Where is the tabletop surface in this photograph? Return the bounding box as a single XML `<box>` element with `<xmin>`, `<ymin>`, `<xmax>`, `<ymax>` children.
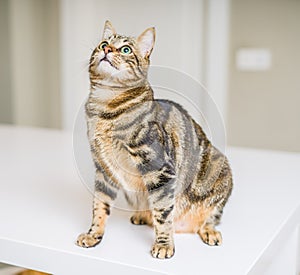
<box><xmin>0</xmin><ymin>125</ymin><xmax>299</xmax><ymax>275</ymax></box>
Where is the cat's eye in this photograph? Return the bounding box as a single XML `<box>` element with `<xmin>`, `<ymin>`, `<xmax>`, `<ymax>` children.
<box><xmin>120</xmin><ymin>46</ymin><xmax>132</xmax><ymax>55</ymax></box>
<box><xmin>99</xmin><ymin>41</ymin><xmax>109</xmax><ymax>50</ymax></box>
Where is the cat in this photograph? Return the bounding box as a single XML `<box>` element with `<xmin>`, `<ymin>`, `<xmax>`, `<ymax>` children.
<box><xmin>76</xmin><ymin>20</ymin><xmax>233</xmax><ymax>259</ymax></box>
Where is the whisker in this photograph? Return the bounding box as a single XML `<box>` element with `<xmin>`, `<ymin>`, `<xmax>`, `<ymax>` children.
<box><xmin>75</xmin><ymin>60</ymin><xmax>92</xmax><ymax>76</ymax></box>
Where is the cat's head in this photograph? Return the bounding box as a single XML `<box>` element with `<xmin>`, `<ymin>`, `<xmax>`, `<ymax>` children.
<box><xmin>89</xmin><ymin>20</ymin><xmax>155</xmax><ymax>89</ymax></box>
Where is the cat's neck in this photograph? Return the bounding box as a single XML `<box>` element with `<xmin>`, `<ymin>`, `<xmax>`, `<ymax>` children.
<box><xmin>90</xmin><ymin>88</ymin><xmax>118</xmax><ymax>103</ymax></box>
<box><xmin>89</xmin><ymin>82</ymin><xmax>153</xmax><ymax>103</ymax></box>
<box><xmin>86</xmin><ymin>82</ymin><xmax>154</xmax><ymax>118</ymax></box>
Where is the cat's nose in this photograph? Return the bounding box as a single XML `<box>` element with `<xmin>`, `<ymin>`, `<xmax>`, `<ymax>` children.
<box><xmin>104</xmin><ymin>46</ymin><xmax>112</xmax><ymax>54</ymax></box>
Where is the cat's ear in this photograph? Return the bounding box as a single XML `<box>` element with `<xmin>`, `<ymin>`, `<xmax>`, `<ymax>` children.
<box><xmin>102</xmin><ymin>20</ymin><xmax>116</xmax><ymax>40</ymax></box>
<box><xmin>137</xmin><ymin>27</ymin><xmax>156</xmax><ymax>59</ymax></box>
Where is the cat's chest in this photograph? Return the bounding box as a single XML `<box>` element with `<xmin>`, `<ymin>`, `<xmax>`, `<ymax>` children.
<box><xmin>88</xmin><ymin>117</ymin><xmax>145</xmax><ymax>192</ymax></box>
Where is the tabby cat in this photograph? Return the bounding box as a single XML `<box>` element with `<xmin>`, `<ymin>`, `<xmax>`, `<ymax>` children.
<box><xmin>76</xmin><ymin>20</ymin><xmax>233</xmax><ymax>259</ymax></box>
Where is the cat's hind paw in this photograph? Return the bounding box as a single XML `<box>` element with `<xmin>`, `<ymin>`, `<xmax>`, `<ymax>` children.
<box><xmin>76</xmin><ymin>232</ymin><xmax>103</xmax><ymax>248</ymax></box>
<box><xmin>151</xmin><ymin>243</ymin><xmax>175</xmax><ymax>259</ymax></box>
<box><xmin>130</xmin><ymin>211</ymin><xmax>153</xmax><ymax>226</ymax></box>
<box><xmin>198</xmin><ymin>228</ymin><xmax>222</xmax><ymax>246</ymax></box>
<box><xmin>130</xmin><ymin>215</ymin><xmax>148</xmax><ymax>225</ymax></box>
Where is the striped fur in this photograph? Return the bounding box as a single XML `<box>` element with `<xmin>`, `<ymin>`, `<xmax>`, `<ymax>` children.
<box><xmin>77</xmin><ymin>21</ymin><xmax>233</xmax><ymax>259</ymax></box>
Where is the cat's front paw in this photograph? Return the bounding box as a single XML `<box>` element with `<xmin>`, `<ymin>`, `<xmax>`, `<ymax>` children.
<box><xmin>151</xmin><ymin>243</ymin><xmax>175</xmax><ymax>259</ymax></box>
<box><xmin>76</xmin><ymin>232</ymin><xmax>103</xmax><ymax>248</ymax></box>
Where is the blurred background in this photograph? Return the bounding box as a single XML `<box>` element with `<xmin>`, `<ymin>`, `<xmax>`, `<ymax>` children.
<box><xmin>0</xmin><ymin>0</ymin><xmax>299</xmax><ymax>273</ymax></box>
<box><xmin>0</xmin><ymin>0</ymin><xmax>299</xmax><ymax>152</ymax></box>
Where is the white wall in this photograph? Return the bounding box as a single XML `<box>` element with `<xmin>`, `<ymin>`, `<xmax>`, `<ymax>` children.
<box><xmin>204</xmin><ymin>0</ymin><xmax>230</xmax><ymax>130</ymax></box>
<box><xmin>227</xmin><ymin>0</ymin><xmax>300</xmax><ymax>152</ymax></box>
<box><xmin>8</xmin><ymin>0</ymin><xmax>61</xmax><ymax>128</ymax></box>
<box><xmin>0</xmin><ymin>0</ymin><xmax>13</xmax><ymax>124</ymax></box>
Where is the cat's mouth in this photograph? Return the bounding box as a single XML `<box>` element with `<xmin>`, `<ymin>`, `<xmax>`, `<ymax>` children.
<box><xmin>100</xmin><ymin>57</ymin><xmax>118</xmax><ymax>70</ymax></box>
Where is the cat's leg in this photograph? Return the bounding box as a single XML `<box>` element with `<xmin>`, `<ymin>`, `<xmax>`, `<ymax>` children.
<box><xmin>197</xmin><ymin>206</ymin><xmax>223</xmax><ymax>246</ymax></box>
<box><xmin>198</xmin><ymin>167</ymin><xmax>233</xmax><ymax>246</ymax></box>
<box><xmin>150</xmin><ymin>204</ymin><xmax>175</xmax><ymax>259</ymax></box>
<box><xmin>76</xmin><ymin>192</ymin><xmax>111</xmax><ymax>248</ymax></box>
<box><xmin>144</xmin><ymin>164</ymin><xmax>176</xmax><ymax>259</ymax></box>
<box><xmin>76</xmin><ymin>170</ymin><xmax>119</xmax><ymax>248</ymax></box>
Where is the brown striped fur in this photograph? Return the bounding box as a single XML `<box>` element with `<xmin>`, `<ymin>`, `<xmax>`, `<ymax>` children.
<box><xmin>76</xmin><ymin>21</ymin><xmax>233</xmax><ymax>259</ymax></box>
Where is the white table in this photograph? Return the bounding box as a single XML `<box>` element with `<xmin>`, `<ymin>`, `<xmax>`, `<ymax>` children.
<box><xmin>0</xmin><ymin>125</ymin><xmax>299</xmax><ymax>275</ymax></box>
